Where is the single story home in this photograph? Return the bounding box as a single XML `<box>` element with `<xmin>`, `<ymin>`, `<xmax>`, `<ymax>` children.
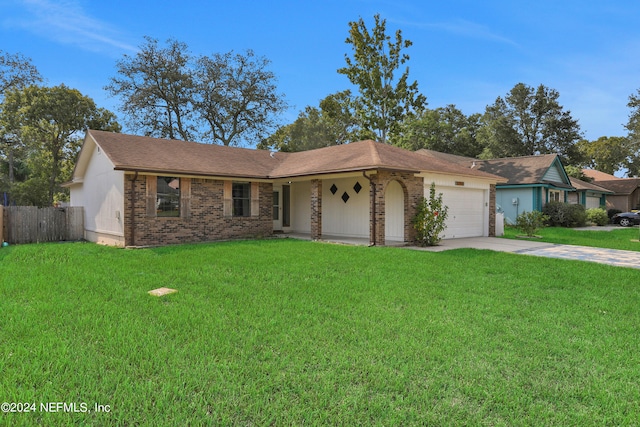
<box><xmin>567</xmin><ymin>177</ymin><xmax>612</xmax><ymax>208</ymax></box>
<box><xmin>66</xmin><ymin>130</ymin><xmax>505</xmax><ymax>247</ymax></box>
<box><xmin>582</xmin><ymin>169</ymin><xmax>639</xmax><ymax>212</ymax></box>
<box><xmin>593</xmin><ymin>178</ymin><xmax>640</xmax><ymax>212</ymax></box>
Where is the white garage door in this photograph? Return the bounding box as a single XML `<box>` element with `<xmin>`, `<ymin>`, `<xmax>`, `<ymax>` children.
<box><xmin>440</xmin><ymin>187</ymin><xmax>485</xmax><ymax>239</ymax></box>
<box><xmin>586</xmin><ymin>196</ymin><xmax>601</xmax><ymax>209</ymax></box>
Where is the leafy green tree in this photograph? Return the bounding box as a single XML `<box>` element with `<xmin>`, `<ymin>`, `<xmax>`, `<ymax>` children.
<box><xmin>0</xmin><ymin>50</ymin><xmax>42</xmax><ymax>98</ymax></box>
<box><xmin>625</xmin><ymin>89</ymin><xmax>640</xmax><ymax>176</ymax></box>
<box><xmin>259</xmin><ymin>91</ymin><xmax>369</xmax><ymax>152</ymax></box>
<box><xmin>396</xmin><ymin>105</ymin><xmax>483</xmax><ymax>157</ymax></box>
<box><xmin>107</xmin><ymin>37</ymin><xmax>288</xmax><ymax>146</ymax></box>
<box><xmin>576</xmin><ymin>136</ymin><xmax>630</xmax><ymax>175</ymax></box>
<box><xmin>563</xmin><ymin>164</ymin><xmax>591</xmax><ymax>182</ymax></box>
<box><xmin>105</xmin><ymin>37</ymin><xmax>195</xmax><ymax>141</ymax></box>
<box><xmin>0</xmin><ymin>51</ymin><xmax>42</xmax><ymax>189</ymax></box>
<box><xmin>194</xmin><ymin>50</ymin><xmax>287</xmax><ymax>146</ymax></box>
<box><xmin>2</xmin><ymin>84</ymin><xmax>120</xmax><ymax>206</ymax></box>
<box><xmin>478</xmin><ymin>83</ymin><xmax>583</xmax><ymax>164</ymax></box>
<box><xmin>413</xmin><ymin>183</ymin><xmax>448</xmax><ymax>246</ymax></box>
<box><xmin>338</xmin><ymin>14</ymin><xmax>426</xmax><ymax>143</ymax></box>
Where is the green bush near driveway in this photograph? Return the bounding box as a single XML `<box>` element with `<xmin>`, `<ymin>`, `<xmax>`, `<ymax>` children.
<box><xmin>586</xmin><ymin>208</ymin><xmax>609</xmax><ymax>226</ymax></box>
<box><xmin>543</xmin><ymin>201</ymin><xmax>587</xmax><ymax>228</ymax></box>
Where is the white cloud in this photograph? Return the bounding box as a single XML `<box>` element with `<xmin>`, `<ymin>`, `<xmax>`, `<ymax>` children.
<box><xmin>395</xmin><ymin>18</ymin><xmax>519</xmax><ymax>47</ymax></box>
<box><xmin>9</xmin><ymin>0</ymin><xmax>137</xmax><ymax>53</ymax></box>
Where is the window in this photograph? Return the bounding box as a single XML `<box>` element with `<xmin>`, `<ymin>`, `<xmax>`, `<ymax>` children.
<box><xmin>157</xmin><ymin>177</ymin><xmax>180</xmax><ymax>217</ymax></box>
<box><xmin>232</xmin><ymin>182</ymin><xmax>251</xmax><ymax>217</ymax></box>
<box><xmin>549</xmin><ymin>190</ymin><xmax>561</xmax><ymax>202</ymax></box>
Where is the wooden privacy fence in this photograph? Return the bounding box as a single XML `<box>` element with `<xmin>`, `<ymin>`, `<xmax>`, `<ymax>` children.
<box><xmin>1</xmin><ymin>206</ymin><xmax>84</xmax><ymax>244</ymax></box>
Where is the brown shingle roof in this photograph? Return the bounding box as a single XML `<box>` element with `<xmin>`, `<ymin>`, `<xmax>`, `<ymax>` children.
<box><xmin>271</xmin><ymin>140</ymin><xmax>503</xmax><ymax>179</ymax></box>
<box><xmin>416</xmin><ymin>149</ymin><xmax>477</xmax><ymax>166</ymax></box>
<box><xmin>594</xmin><ymin>179</ymin><xmax>640</xmax><ymax>195</ymax></box>
<box><xmin>87</xmin><ymin>130</ymin><xmax>288</xmax><ymax>179</ymax></box>
<box><xmin>582</xmin><ymin>169</ymin><xmax>619</xmax><ymax>181</ymax></box>
<box><xmin>569</xmin><ymin>177</ymin><xmax>613</xmax><ymax>193</ymax></box>
<box><xmin>473</xmin><ymin>154</ymin><xmax>569</xmax><ymax>186</ymax></box>
<box><xmin>82</xmin><ymin>130</ymin><xmax>504</xmax><ymax>181</ymax></box>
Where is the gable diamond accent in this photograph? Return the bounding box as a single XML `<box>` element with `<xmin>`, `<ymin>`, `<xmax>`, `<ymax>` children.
<box><xmin>330</xmin><ymin>184</ymin><xmax>338</xmax><ymax>195</ymax></box>
<box><xmin>353</xmin><ymin>181</ymin><xmax>362</xmax><ymax>194</ymax></box>
<box><xmin>341</xmin><ymin>192</ymin><xmax>350</xmax><ymax>203</ymax></box>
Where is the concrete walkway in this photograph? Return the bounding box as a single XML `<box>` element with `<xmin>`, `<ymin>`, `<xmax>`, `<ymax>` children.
<box><xmin>410</xmin><ymin>237</ymin><xmax>640</xmax><ymax>270</ymax></box>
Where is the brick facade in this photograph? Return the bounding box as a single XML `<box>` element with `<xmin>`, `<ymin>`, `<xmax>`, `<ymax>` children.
<box><xmin>370</xmin><ymin>171</ymin><xmax>423</xmax><ymax>246</ymax></box>
<box><xmin>124</xmin><ymin>175</ymin><xmax>273</xmax><ymax>247</ymax></box>
<box><xmin>489</xmin><ymin>184</ymin><xmax>496</xmax><ymax>237</ymax></box>
<box><xmin>310</xmin><ymin>179</ymin><xmax>322</xmax><ymax>239</ymax></box>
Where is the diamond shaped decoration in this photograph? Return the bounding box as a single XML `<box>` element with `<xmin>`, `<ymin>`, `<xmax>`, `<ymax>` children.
<box><xmin>353</xmin><ymin>181</ymin><xmax>362</xmax><ymax>194</ymax></box>
<box><xmin>330</xmin><ymin>184</ymin><xmax>338</xmax><ymax>195</ymax></box>
<box><xmin>341</xmin><ymin>192</ymin><xmax>350</xmax><ymax>203</ymax></box>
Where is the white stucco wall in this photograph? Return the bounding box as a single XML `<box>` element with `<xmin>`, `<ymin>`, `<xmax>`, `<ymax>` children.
<box><xmin>290</xmin><ymin>181</ymin><xmax>311</xmax><ymax>234</ymax></box>
<box><xmin>321</xmin><ymin>177</ymin><xmax>369</xmax><ymax>238</ymax></box>
<box><xmin>70</xmin><ymin>144</ymin><xmax>125</xmax><ymax>245</ymax></box>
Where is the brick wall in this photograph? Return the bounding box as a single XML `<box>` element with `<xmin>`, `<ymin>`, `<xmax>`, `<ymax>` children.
<box><xmin>124</xmin><ymin>175</ymin><xmax>273</xmax><ymax>247</ymax></box>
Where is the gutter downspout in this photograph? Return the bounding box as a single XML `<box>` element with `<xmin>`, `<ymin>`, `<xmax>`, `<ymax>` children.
<box><xmin>130</xmin><ymin>171</ymin><xmax>138</xmax><ymax>247</ymax></box>
<box><xmin>362</xmin><ymin>171</ymin><xmax>376</xmax><ymax>246</ymax></box>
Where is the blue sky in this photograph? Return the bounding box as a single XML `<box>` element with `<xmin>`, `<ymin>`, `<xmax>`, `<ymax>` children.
<box><xmin>2</xmin><ymin>0</ymin><xmax>640</xmax><ymax>144</ymax></box>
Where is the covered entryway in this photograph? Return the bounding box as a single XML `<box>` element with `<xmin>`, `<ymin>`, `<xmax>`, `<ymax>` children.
<box><xmin>385</xmin><ymin>180</ymin><xmax>405</xmax><ymax>242</ymax></box>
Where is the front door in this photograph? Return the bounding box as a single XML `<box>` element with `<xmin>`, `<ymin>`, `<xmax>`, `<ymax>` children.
<box><xmin>273</xmin><ymin>186</ymin><xmax>282</xmax><ymax>231</ymax></box>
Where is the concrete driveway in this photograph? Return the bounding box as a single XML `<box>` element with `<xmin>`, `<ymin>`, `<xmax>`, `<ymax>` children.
<box><xmin>409</xmin><ymin>237</ymin><xmax>640</xmax><ymax>270</ymax></box>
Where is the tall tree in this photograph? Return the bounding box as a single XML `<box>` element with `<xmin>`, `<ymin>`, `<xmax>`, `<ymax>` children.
<box><xmin>2</xmin><ymin>84</ymin><xmax>120</xmax><ymax>206</ymax></box>
<box><xmin>396</xmin><ymin>105</ymin><xmax>484</xmax><ymax>157</ymax></box>
<box><xmin>106</xmin><ymin>37</ymin><xmax>287</xmax><ymax>146</ymax></box>
<box><xmin>338</xmin><ymin>14</ymin><xmax>426</xmax><ymax>143</ymax></box>
<box><xmin>105</xmin><ymin>36</ymin><xmax>196</xmax><ymax>141</ymax></box>
<box><xmin>625</xmin><ymin>89</ymin><xmax>640</xmax><ymax>176</ymax></box>
<box><xmin>576</xmin><ymin>136</ymin><xmax>630</xmax><ymax>175</ymax></box>
<box><xmin>478</xmin><ymin>83</ymin><xmax>583</xmax><ymax>163</ymax></box>
<box><xmin>259</xmin><ymin>91</ymin><xmax>367</xmax><ymax>152</ymax></box>
<box><xmin>0</xmin><ymin>51</ymin><xmax>42</xmax><ymax>98</ymax></box>
<box><xmin>0</xmin><ymin>51</ymin><xmax>42</xmax><ymax>188</ymax></box>
<box><xmin>194</xmin><ymin>50</ymin><xmax>287</xmax><ymax>146</ymax></box>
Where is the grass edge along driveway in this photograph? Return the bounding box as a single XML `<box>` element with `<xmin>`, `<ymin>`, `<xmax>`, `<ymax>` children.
<box><xmin>1</xmin><ymin>239</ymin><xmax>639</xmax><ymax>426</ymax></box>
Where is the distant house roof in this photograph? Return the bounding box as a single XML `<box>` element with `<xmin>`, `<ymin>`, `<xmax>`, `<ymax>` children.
<box><xmin>569</xmin><ymin>177</ymin><xmax>613</xmax><ymax>194</ymax></box>
<box><xmin>463</xmin><ymin>154</ymin><xmax>572</xmax><ymax>189</ymax></box>
<box><xmin>417</xmin><ymin>150</ymin><xmax>574</xmax><ymax>188</ymax></box>
<box><xmin>594</xmin><ymin>178</ymin><xmax>640</xmax><ymax>195</ymax></box>
<box><xmin>582</xmin><ymin>169</ymin><xmax>619</xmax><ymax>181</ymax></box>
<box><xmin>72</xmin><ymin>130</ymin><xmax>505</xmax><ymax>182</ymax></box>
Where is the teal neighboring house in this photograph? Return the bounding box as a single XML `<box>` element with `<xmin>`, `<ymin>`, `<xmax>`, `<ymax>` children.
<box><xmin>418</xmin><ymin>151</ymin><xmax>610</xmax><ymax>224</ymax></box>
<box><xmin>473</xmin><ymin>154</ymin><xmax>573</xmax><ymax>224</ymax></box>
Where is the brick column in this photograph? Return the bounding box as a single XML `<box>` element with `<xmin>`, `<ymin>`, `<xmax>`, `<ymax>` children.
<box><xmin>310</xmin><ymin>179</ymin><xmax>322</xmax><ymax>239</ymax></box>
<box><xmin>489</xmin><ymin>184</ymin><xmax>496</xmax><ymax>237</ymax></box>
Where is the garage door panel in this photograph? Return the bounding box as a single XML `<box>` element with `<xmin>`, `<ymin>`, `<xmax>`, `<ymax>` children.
<box><xmin>440</xmin><ymin>188</ymin><xmax>485</xmax><ymax>238</ymax></box>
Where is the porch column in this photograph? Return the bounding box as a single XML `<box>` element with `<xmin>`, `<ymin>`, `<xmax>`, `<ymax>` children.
<box><xmin>310</xmin><ymin>179</ymin><xmax>322</xmax><ymax>239</ymax></box>
<box><xmin>372</xmin><ymin>174</ymin><xmax>385</xmax><ymax>246</ymax></box>
<box><xmin>489</xmin><ymin>184</ymin><xmax>496</xmax><ymax>237</ymax></box>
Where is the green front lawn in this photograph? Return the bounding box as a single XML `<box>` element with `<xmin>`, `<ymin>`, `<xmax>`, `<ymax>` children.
<box><xmin>502</xmin><ymin>226</ymin><xmax>640</xmax><ymax>251</ymax></box>
<box><xmin>1</xmin><ymin>239</ymin><xmax>639</xmax><ymax>425</ymax></box>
